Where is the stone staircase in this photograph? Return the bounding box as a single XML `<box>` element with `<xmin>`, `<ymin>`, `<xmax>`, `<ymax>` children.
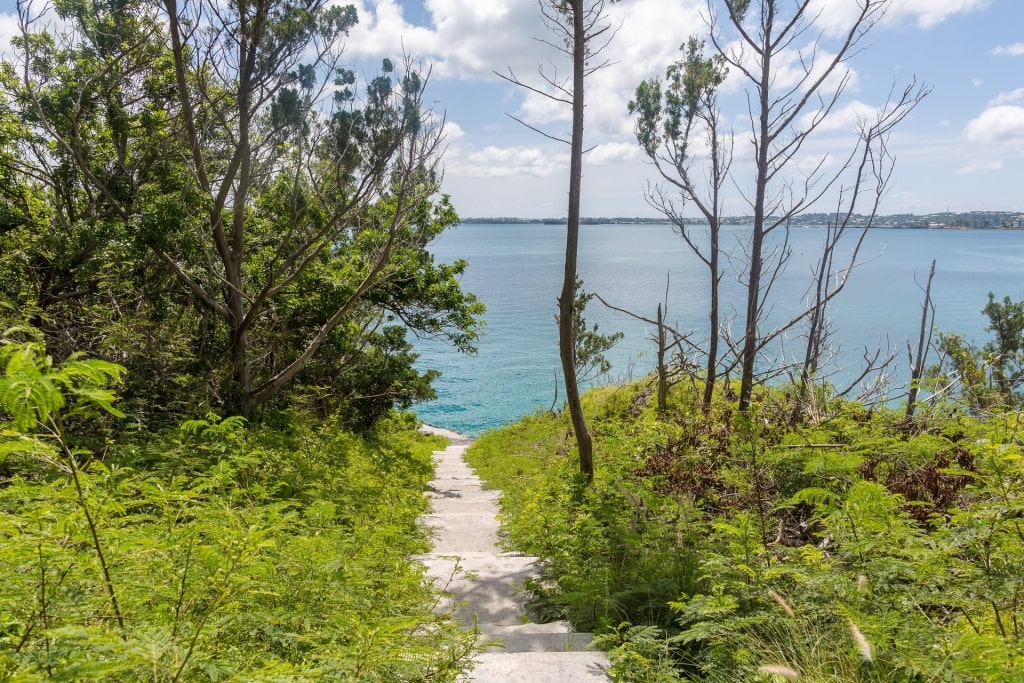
<box><xmin>417</xmin><ymin>427</ymin><xmax>609</xmax><ymax>682</ymax></box>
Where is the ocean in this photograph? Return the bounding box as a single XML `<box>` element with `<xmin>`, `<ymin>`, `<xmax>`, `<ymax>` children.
<box><xmin>412</xmin><ymin>223</ymin><xmax>1024</xmax><ymax>435</ymax></box>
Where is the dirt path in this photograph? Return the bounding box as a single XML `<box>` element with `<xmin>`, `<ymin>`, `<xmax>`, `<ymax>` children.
<box><xmin>417</xmin><ymin>426</ymin><xmax>609</xmax><ymax>682</ymax></box>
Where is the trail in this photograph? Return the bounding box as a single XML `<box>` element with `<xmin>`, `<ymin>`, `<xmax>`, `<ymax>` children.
<box><xmin>417</xmin><ymin>426</ymin><xmax>609</xmax><ymax>682</ymax></box>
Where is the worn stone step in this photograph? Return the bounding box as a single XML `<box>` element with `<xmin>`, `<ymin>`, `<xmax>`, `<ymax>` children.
<box><xmin>464</xmin><ymin>652</ymin><xmax>608</xmax><ymax>682</ymax></box>
<box><xmin>428</xmin><ymin>498</ymin><xmax>501</xmax><ymax>515</ymax></box>
<box><xmin>418</xmin><ymin>425</ymin><xmax>609</xmax><ymax>682</ymax></box>
<box><xmin>477</xmin><ymin>623</ymin><xmax>595</xmax><ymax>653</ymax></box>
<box><xmin>421</xmin><ymin>514</ymin><xmax>502</xmax><ymax>553</ymax></box>
<box><xmin>418</xmin><ymin>553</ymin><xmax>540</xmax><ymax>624</ymax></box>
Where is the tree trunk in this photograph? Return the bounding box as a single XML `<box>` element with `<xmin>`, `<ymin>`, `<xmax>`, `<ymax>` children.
<box><xmin>905</xmin><ymin>260</ymin><xmax>936</xmax><ymax>418</ymax></box>
<box><xmin>738</xmin><ymin>4</ymin><xmax>774</xmax><ymax>414</ymax></box>
<box><xmin>559</xmin><ymin>0</ymin><xmax>594</xmax><ymax>482</ymax></box>
<box><xmin>657</xmin><ymin>303</ymin><xmax>669</xmax><ymax>414</ymax></box>
<box><xmin>703</xmin><ymin>220</ymin><xmax>720</xmax><ymax>413</ymax></box>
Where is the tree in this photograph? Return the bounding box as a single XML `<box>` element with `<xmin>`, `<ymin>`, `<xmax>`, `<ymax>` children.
<box><xmin>9</xmin><ymin>0</ymin><xmax>482</xmax><ymax>419</ymax></box>
<box><xmin>981</xmin><ymin>292</ymin><xmax>1024</xmax><ymax>400</ymax></box>
<box><xmin>2</xmin><ymin>0</ymin><xmax>200</xmax><ymax>420</ymax></box>
<box><xmin>904</xmin><ymin>260</ymin><xmax>936</xmax><ymax>419</ymax></box>
<box><xmin>498</xmin><ymin>0</ymin><xmax>618</xmax><ymax>482</ymax></box>
<box><xmin>706</xmin><ymin>0</ymin><xmax>928</xmax><ymax>412</ymax></box>
<box><xmin>568</xmin><ymin>279</ymin><xmax>623</xmax><ymax>385</ymax></box>
<box><xmin>630</xmin><ymin>37</ymin><xmax>730</xmax><ymax>414</ymax></box>
<box><xmin>929</xmin><ymin>294</ymin><xmax>1024</xmax><ymax>412</ymax></box>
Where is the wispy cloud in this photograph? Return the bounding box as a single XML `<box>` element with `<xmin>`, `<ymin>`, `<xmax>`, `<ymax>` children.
<box><xmin>989</xmin><ymin>89</ymin><xmax>1024</xmax><ymax>107</ymax></box>
<box><xmin>808</xmin><ymin>0</ymin><xmax>990</xmax><ymax>34</ymax></box>
<box><xmin>992</xmin><ymin>42</ymin><xmax>1024</xmax><ymax>56</ymax></box>
<box><xmin>799</xmin><ymin>100</ymin><xmax>880</xmax><ymax>133</ymax></box>
<box><xmin>957</xmin><ymin>159</ymin><xmax>1003</xmax><ymax>175</ymax></box>
<box><xmin>449</xmin><ymin>145</ymin><xmax>568</xmax><ymax>178</ymax></box>
<box><xmin>0</xmin><ymin>12</ymin><xmax>19</xmax><ymax>60</ymax></box>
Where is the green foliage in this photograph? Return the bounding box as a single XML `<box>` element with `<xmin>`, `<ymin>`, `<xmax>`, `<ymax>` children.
<box><xmin>0</xmin><ymin>336</ymin><xmax>476</xmax><ymax>681</ymax></box>
<box><xmin>468</xmin><ymin>378</ymin><xmax>1024</xmax><ymax>682</ymax></box>
<box><xmin>0</xmin><ymin>327</ymin><xmax>126</xmax><ymax>432</ymax></box>
<box><xmin>981</xmin><ymin>293</ymin><xmax>1024</xmax><ymax>400</ymax></box>
<box><xmin>629</xmin><ymin>38</ymin><xmax>727</xmax><ymax>164</ymax></box>
<box><xmin>929</xmin><ymin>294</ymin><xmax>1024</xmax><ymax>412</ymax></box>
<box><xmin>2</xmin><ymin>0</ymin><xmax>481</xmax><ymax>423</ymax></box>
<box><xmin>565</xmin><ymin>278</ymin><xmax>624</xmax><ymax>385</ymax></box>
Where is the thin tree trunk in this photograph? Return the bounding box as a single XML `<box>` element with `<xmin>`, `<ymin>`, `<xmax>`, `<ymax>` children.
<box><xmin>738</xmin><ymin>3</ymin><xmax>774</xmax><ymax>414</ymax></box>
<box><xmin>905</xmin><ymin>260</ymin><xmax>936</xmax><ymax>418</ymax></box>
<box><xmin>704</xmin><ymin>220</ymin><xmax>720</xmax><ymax>412</ymax></box>
<box><xmin>559</xmin><ymin>0</ymin><xmax>593</xmax><ymax>481</ymax></box>
<box><xmin>800</xmin><ymin>220</ymin><xmax>835</xmax><ymax>394</ymax></box>
<box><xmin>657</xmin><ymin>303</ymin><xmax>669</xmax><ymax>413</ymax></box>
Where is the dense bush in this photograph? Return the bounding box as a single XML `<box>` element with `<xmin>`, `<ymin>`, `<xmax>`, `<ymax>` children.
<box><xmin>466</xmin><ymin>381</ymin><xmax>1024</xmax><ymax>682</ymax></box>
<box><xmin>0</xmin><ymin>333</ymin><xmax>476</xmax><ymax>681</ymax></box>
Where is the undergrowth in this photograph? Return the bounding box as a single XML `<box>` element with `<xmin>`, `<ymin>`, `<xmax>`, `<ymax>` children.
<box><xmin>465</xmin><ymin>380</ymin><xmax>1024</xmax><ymax>682</ymax></box>
<box><xmin>0</xmin><ymin>333</ymin><xmax>476</xmax><ymax>681</ymax></box>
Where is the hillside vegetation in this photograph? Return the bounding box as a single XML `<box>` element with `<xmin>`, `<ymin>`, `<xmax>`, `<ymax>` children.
<box><xmin>0</xmin><ymin>332</ymin><xmax>476</xmax><ymax>681</ymax></box>
<box><xmin>466</xmin><ymin>382</ymin><xmax>1024</xmax><ymax>682</ymax></box>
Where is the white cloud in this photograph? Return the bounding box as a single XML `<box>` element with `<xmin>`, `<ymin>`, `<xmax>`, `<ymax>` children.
<box><xmin>0</xmin><ymin>13</ymin><xmax>19</xmax><ymax>60</ymax></box>
<box><xmin>992</xmin><ymin>42</ymin><xmax>1024</xmax><ymax>56</ymax></box>
<box><xmin>888</xmin><ymin>0</ymin><xmax>991</xmax><ymax>29</ymax></box>
<box><xmin>957</xmin><ymin>159</ymin><xmax>1003</xmax><ymax>175</ymax></box>
<box><xmin>799</xmin><ymin>100</ymin><xmax>879</xmax><ymax>133</ymax></box>
<box><xmin>517</xmin><ymin>87</ymin><xmax>573</xmax><ymax>128</ymax></box>
<box><xmin>806</xmin><ymin>0</ymin><xmax>989</xmax><ymax>34</ymax></box>
<box><xmin>972</xmin><ymin>79</ymin><xmax>984</xmax><ymax>88</ymax></box>
<box><xmin>441</xmin><ymin>120</ymin><xmax>465</xmax><ymax>142</ymax></box>
<box><xmin>989</xmin><ymin>89</ymin><xmax>1024</xmax><ymax>107</ymax></box>
<box><xmin>964</xmin><ymin>105</ymin><xmax>1024</xmax><ymax>146</ymax></box>
<box><xmin>449</xmin><ymin>145</ymin><xmax>568</xmax><ymax>178</ymax></box>
<box><xmin>344</xmin><ymin>0</ymin><xmax>549</xmax><ymax>80</ymax></box>
<box><xmin>586</xmin><ymin>142</ymin><xmax>639</xmax><ymax>166</ymax></box>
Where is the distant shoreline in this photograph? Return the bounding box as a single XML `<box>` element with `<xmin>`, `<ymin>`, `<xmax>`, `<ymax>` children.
<box><xmin>460</xmin><ymin>212</ymin><xmax>1024</xmax><ymax>230</ymax></box>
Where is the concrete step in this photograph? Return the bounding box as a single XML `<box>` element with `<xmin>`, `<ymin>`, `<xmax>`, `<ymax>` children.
<box><xmin>418</xmin><ymin>552</ymin><xmax>540</xmax><ymax>624</ymax></box>
<box><xmin>477</xmin><ymin>623</ymin><xmax>595</xmax><ymax>653</ymax></box>
<box><xmin>428</xmin><ymin>497</ymin><xmax>502</xmax><ymax>515</ymax></box>
<box><xmin>421</xmin><ymin>513</ymin><xmax>502</xmax><ymax>553</ymax></box>
<box><xmin>426</xmin><ymin>485</ymin><xmax>500</xmax><ymax>500</ymax></box>
<box><xmin>417</xmin><ymin>426</ymin><xmax>610</xmax><ymax>682</ymax></box>
<box><xmin>464</xmin><ymin>652</ymin><xmax>608</xmax><ymax>682</ymax></box>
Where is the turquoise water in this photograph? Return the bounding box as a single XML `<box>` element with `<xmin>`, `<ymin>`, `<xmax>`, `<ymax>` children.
<box><xmin>413</xmin><ymin>224</ymin><xmax>1024</xmax><ymax>435</ymax></box>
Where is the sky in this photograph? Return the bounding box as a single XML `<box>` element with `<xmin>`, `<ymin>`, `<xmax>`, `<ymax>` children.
<box><xmin>2</xmin><ymin>0</ymin><xmax>1022</xmax><ymax>219</ymax></box>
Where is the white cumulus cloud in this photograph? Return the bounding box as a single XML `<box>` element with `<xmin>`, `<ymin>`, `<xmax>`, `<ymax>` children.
<box><xmin>964</xmin><ymin>105</ymin><xmax>1024</xmax><ymax>146</ymax></box>
<box><xmin>808</xmin><ymin>0</ymin><xmax>990</xmax><ymax>33</ymax></box>
<box><xmin>586</xmin><ymin>142</ymin><xmax>639</xmax><ymax>166</ymax></box>
<box><xmin>449</xmin><ymin>145</ymin><xmax>568</xmax><ymax>178</ymax></box>
<box><xmin>441</xmin><ymin>119</ymin><xmax>465</xmax><ymax>142</ymax></box>
<box><xmin>344</xmin><ymin>0</ymin><xmax>547</xmax><ymax>80</ymax></box>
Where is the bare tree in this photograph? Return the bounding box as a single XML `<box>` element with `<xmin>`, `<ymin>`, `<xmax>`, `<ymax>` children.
<box><xmin>596</xmin><ymin>290</ymin><xmax>701</xmax><ymax>414</ymax></box>
<box><xmin>498</xmin><ymin>0</ymin><xmax>618</xmax><ymax>482</ymax></box>
<box><xmin>705</xmin><ymin>0</ymin><xmax>930</xmax><ymax>411</ymax></box>
<box><xmin>797</xmin><ymin>84</ymin><xmax>928</xmax><ymax>392</ymax></box>
<box><xmin>905</xmin><ymin>260</ymin><xmax>937</xmax><ymax>419</ymax></box>
<box><xmin>631</xmin><ymin>37</ymin><xmax>731</xmax><ymax>414</ymax></box>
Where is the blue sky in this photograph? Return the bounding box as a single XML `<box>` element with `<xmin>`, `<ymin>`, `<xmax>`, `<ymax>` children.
<box><xmin>3</xmin><ymin>0</ymin><xmax>1023</xmax><ymax>218</ymax></box>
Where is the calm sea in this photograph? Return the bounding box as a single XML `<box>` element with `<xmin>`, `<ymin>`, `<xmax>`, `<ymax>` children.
<box><xmin>412</xmin><ymin>223</ymin><xmax>1024</xmax><ymax>435</ymax></box>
